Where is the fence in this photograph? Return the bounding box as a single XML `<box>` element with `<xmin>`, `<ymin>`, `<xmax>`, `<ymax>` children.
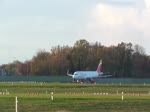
<box><xmin>0</xmin><ymin>76</ymin><xmax>150</xmax><ymax>84</ymax></box>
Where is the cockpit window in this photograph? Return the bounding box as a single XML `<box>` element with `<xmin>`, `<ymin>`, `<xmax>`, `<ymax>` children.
<box><xmin>74</xmin><ymin>72</ymin><xmax>78</xmax><ymax>75</ymax></box>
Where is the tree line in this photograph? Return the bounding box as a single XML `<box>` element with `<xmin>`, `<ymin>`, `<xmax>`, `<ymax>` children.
<box><xmin>1</xmin><ymin>39</ymin><xmax>150</xmax><ymax>78</ymax></box>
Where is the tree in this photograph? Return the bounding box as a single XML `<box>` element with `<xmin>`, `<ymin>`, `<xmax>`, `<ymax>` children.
<box><xmin>1</xmin><ymin>40</ymin><xmax>150</xmax><ymax>78</ymax></box>
<box><xmin>133</xmin><ymin>44</ymin><xmax>145</xmax><ymax>55</ymax></box>
<box><xmin>115</xmin><ymin>42</ymin><xmax>133</xmax><ymax>77</ymax></box>
<box><xmin>31</xmin><ymin>50</ymin><xmax>50</xmax><ymax>76</ymax></box>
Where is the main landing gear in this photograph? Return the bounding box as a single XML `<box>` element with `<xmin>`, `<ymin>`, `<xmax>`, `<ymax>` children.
<box><xmin>73</xmin><ymin>79</ymin><xmax>85</xmax><ymax>83</ymax></box>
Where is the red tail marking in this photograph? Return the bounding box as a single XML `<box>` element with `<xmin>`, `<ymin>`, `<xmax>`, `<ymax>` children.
<box><xmin>97</xmin><ymin>60</ymin><xmax>102</xmax><ymax>75</ymax></box>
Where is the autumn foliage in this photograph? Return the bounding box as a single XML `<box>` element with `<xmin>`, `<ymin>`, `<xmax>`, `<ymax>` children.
<box><xmin>1</xmin><ymin>39</ymin><xmax>150</xmax><ymax>78</ymax></box>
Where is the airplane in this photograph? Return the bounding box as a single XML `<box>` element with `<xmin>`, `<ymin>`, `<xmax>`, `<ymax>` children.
<box><xmin>67</xmin><ymin>60</ymin><xmax>112</xmax><ymax>83</ymax></box>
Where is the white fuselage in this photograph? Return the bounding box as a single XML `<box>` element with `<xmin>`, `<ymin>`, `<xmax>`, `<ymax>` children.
<box><xmin>72</xmin><ymin>71</ymin><xmax>99</xmax><ymax>80</ymax></box>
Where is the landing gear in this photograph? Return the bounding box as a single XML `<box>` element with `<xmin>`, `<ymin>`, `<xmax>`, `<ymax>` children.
<box><xmin>73</xmin><ymin>79</ymin><xmax>79</xmax><ymax>83</ymax></box>
<box><xmin>81</xmin><ymin>80</ymin><xmax>84</xmax><ymax>83</ymax></box>
<box><xmin>89</xmin><ymin>78</ymin><xmax>95</xmax><ymax>83</ymax></box>
<box><xmin>73</xmin><ymin>79</ymin><xmax>85</xmax><ymax>83</ymax></box>
<box><xmin>73</xmin><ymin>79</ymin><xmax>76</xmax><ymax>83</ymax></box>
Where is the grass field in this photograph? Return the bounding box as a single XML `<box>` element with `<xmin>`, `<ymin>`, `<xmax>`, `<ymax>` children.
<box><xmin>0</xmin><ymin>82</ymin><xmax>150</xmax><ymax>112</ymax></box>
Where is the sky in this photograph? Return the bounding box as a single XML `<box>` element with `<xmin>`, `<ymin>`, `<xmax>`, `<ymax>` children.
<box><xmin>0</xmin><ymin>0</ymin><xmax>150</xmax><ymax>65</ymax></box>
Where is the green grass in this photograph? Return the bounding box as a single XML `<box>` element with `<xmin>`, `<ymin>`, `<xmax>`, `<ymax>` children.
<box><xmin>0</xmin><ymin>83</ymin><xmax>149</xmax><ymax>112</ymax></box>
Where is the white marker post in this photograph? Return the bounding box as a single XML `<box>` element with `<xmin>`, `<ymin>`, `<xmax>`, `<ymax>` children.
<box><xmin>51</xmin><ymin>92</ymin><xmax>53</xmax><ymax>101</ymax></box>
<box><xmin>122</xmin><ymin>92</ymin><xmax>124</xmax><ymax>101</ymax></box>
<box><xmin>120</xmin><ymin>83</ymin><xmax>121</xmax><ymax>86</ymax></box>
<box><xmin>15</xmin><ymin>96</ymin><xmax>18</xmax><ymax>112</ymax></box>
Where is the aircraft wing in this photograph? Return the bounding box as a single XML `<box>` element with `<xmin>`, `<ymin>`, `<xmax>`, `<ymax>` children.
<box><xmin>99</xmin><ymin>75</ymin><xmax>112</xmax><ymax>78</ymax></box>
<box><xmin>99</xmin><ymin>73</ymin><xmax>112</xmax><ymax>78</ymax></box>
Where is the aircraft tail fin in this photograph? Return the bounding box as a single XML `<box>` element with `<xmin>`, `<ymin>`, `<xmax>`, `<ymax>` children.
<box><xmin>97</xmin><ymin>59</ymin><xmax>102</xmax><ymax>76</ymax></box>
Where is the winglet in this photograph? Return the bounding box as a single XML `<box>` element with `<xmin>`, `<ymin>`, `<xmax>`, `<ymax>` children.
<box><xmin>67</xmin><ymin>70</ymin><xmax>73</xmax><ymax>76</ymax></box>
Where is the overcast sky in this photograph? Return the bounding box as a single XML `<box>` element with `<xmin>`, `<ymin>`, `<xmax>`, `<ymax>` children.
<box><xmin>0</xmin><ymin>0</ymin><xmax>150</xmax><ymax>65</ymax></box>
